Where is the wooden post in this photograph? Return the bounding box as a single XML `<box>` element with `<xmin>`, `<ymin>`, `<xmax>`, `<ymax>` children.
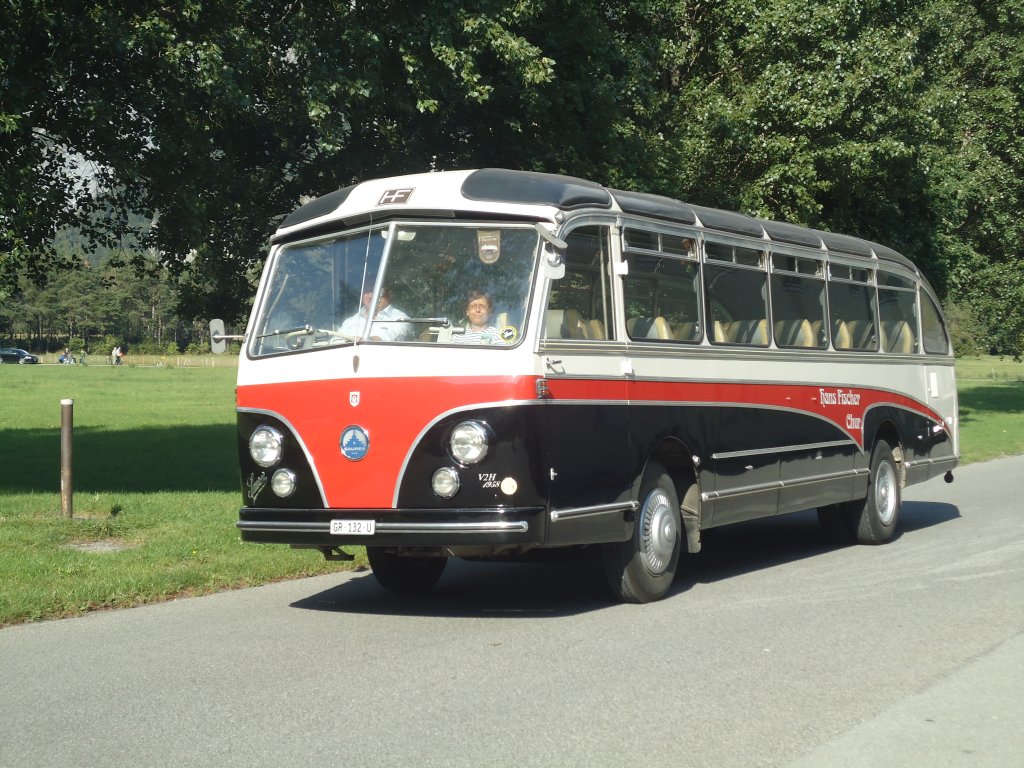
<box><xmin>60</xmin><ymin>398</ymin><xmax>73</xmax><ymax>519</ymax></box>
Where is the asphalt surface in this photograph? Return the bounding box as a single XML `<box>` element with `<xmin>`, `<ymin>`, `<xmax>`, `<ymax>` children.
<box><xmin>2</xmin><ymin>455</ymin><xmax>1022</xmax><ymax>768</ymax></box>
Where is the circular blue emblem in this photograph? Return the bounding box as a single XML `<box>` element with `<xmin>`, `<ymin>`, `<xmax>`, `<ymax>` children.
<box><xmin>340</xmin><ymin>425</ymin><xmax>370</xmax><ymax>461</ymax></box>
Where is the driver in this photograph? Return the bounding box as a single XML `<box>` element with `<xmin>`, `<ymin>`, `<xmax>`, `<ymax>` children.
<box><xmin>339</xmin><ymin>281</ymin><xmax>413</xmax><ymax>341</ymax></box>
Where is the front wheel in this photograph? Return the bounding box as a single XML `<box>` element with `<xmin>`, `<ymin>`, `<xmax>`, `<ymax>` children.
<box><xmin>820</xmin><ymin>441</ymin><xmax>901</xmax><ymax>545</ymax></box>
<box><xmin>854</xmin><ymin>441</ymin><xmax>901</xmax><ymax>543</ymax></box>
<box><xmin>367</xmin><ymin>548</ymin><xmax>447</xmax><ymax>596</ymax></box>
<box><xmin>602</xmin><ymin>463</ymin><xmax>681</xmax><ymax>603</ymax></box>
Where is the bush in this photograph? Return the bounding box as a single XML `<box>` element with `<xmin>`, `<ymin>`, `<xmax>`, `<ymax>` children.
<box><xmin>945</xmin><ymin>301</ymin><xmax>987</xmax><ymax>358</ymax></box>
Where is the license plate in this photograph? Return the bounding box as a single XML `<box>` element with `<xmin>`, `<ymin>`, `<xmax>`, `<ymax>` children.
<box><xmin>330</xmin><ymin>519</ymin><xmax>375</xmax><ymax>536</ymax></box>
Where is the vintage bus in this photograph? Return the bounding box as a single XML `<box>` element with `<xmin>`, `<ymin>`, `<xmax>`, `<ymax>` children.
<box><xmin>214</xmin><ymin>168</ymin><xmax>958</xmax><ymax>603</ymax></box>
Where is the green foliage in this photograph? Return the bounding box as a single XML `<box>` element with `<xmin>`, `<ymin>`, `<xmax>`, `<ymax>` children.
<box><xmin>0</xmin><ymin>248</ymin><xmax>203</xmax><ymax>353</ymax></box>
<box><xmin>944</xmin><ymin>302</ymin><xmax>987</xmax><ymax>358</ymax></box>
<box><xmin>2</xmin><ymin>0</ymin><xmax>1022</xmax><ymax>354</ymax></box>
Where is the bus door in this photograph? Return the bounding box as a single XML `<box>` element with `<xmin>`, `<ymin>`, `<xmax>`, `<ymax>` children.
<box><xmin>539</xmin><ymin>224</ymin><xmax>634</xmax><ymax>545</ymax></box>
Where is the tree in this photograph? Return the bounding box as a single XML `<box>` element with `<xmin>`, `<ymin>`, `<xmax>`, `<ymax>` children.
<box><xmin>2</xmin><ymin>0</ymin><xmax>1022</xmax><ymax>354</ymax></box>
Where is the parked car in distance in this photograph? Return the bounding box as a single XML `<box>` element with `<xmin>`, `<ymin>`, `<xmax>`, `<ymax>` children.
<box><xmin>0</xmin><ymin>348</ymin><xmax>40</xmax><ymax>364</ymax></box>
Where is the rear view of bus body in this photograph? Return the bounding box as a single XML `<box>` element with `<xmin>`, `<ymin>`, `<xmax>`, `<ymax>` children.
<box><xmin>226</xmin><ymin>169</ymin><xmax>959</xmax><ymax>603</ymax></box>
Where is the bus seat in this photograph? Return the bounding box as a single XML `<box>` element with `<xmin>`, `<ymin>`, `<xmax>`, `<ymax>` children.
<box><xmin>809</xmin><ymin>320</ymin><xmax>824</xmax><ymax>347</ymax></box>
<box><xmin>794</xmin><ymin>319</ymin><xmax>815</xmax><ymax>347</ymax></box>
<box><xmin>546</xmin><ymin>309</ymin><xmax>585</xmax><ymax>339</ymax></box>
<box><xmin>587</xmin><ymin>319</ymin><xmax>606</xmax><ymax>340</ymax></box>
<box><xmin>628</xmin><ymin>316</ymin><xmax>671</xmax><ymax>340</ymax></box>
<box><xmin>745</xmin><ymin>319</ymin><xmax>768</xmax><ymax>345</ymax></box>
<box><xmin>833</xmin><ymin>320</ymin><xmax>852</xmax><ymax>350</ymax></box>
<box><xmin>882</xmin><ymin>320</ymin><xmax>914</xmax><ymax>353</ymax></box>
<box><xmin>847</xmin><ymin>320</ymin><xmax>875</xmax><ymax>350</ymax></box>
<box><xmin>776</xmin><ymin>319</ymin><xmax>815</xmax><ymax>348</ymax></box>
<box><xmin>673</xmin><ymin>322</ymin><xmax>697</xmax><ymax>341</ymax></box>
<box><xmin>774</xmin><ymin>320</ymin><xmax>794</xmax><ymax>346</ymax></box>
<box><xmin>714</xmin><ymin>320</ymin><xmax>739</xmax><ymax>343</ymax></box>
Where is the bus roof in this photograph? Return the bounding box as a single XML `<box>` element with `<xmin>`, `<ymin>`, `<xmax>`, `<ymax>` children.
<box><xmin>275</xmin><ymin>168</ymin><xmax>919</xmax><ymax>273</ymax></box>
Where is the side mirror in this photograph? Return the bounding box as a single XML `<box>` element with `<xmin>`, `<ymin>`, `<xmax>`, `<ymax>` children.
<box><xmin>535</xmin><ymin>224</ymin><xmax>567</xmax><ymax>280</ymax></box>
<box><xmin>210</xmin><ymin>319</ymin><xmax>227</xmax><ymax>355</ymax></box>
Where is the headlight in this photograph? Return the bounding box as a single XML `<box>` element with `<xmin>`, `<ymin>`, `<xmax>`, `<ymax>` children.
<box><xmin>249</xmin><ymin>425</ymin><xmax>284</xmax><ymax>467</ymax></box>
<box><xmin>449</xmin><ymin>420</ymin><xmax>489</xmax><ymax>465</ymax></box>
<box><xmin>432</xmin><ymin>467</ymin><xmax>460</xmax><ymax>498</ymax></box>
<box><xmin>271</xmin><ymin>468</ymin><xmax>297</xmax><ymax>498</ymax></box>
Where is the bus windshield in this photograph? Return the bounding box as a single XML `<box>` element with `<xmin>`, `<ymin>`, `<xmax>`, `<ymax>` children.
<box><xmin>250</xmin><ymin>223</ymin><xmax>540</xmax><ymax>356</ymax></box>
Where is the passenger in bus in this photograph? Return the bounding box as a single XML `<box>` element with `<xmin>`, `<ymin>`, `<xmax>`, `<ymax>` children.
<box><xmin>339</xmin><ymin>282</ymin><xmax>413</xmax><ymax>341</ymax></box>
<box><xmin>452</xmin><ymin>291</ymin><xmax>512</xmax><ymax>345</ymax></box>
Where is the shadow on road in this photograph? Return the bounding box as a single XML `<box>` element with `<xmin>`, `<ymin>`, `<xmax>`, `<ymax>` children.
<box><xmin>291</xmin><ymin>500</ymin><xmax>961</xmax><ymax>618</ymax></box>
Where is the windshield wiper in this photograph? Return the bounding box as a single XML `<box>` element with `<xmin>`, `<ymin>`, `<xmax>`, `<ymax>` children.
<box><xmin>257</xmin><ymin>324</ymin><xmax>313</xmax><ymax>339</ymax></box>
<box><xmin>381</xmin><ymin>317</ymin><xmax>452</xmax><ymax>326</ymax></box>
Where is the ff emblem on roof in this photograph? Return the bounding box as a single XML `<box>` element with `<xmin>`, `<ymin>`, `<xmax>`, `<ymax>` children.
<box><xmin>379</xmin><ymin>188</ymin><xmax>414</xmax><ymax>205</ymax></box>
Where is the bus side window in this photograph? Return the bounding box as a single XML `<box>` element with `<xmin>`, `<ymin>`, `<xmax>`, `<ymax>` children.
<box><xmin>770</xmin><ymin>254</ymin><xmax>827</xmax><ymax>349</ymax></box>
<box><xmin>878</xmin><ymin>271</ymin><xmax>919</xmax><ymax>354</ymax></box>
<box><xmin>544</xmin><ymin>226</ymin><xmax>614</xmax><ymax>340</ymax></box>
<box><xmin>828</xmin><ymin>265</ymin><xmax>877</xmax><ymax>351</ymax></box>
<box><xmin>921</xmin><ymin>291</ymin><xmax>950</xmax><ymax>355</ymax></box>
<box><xmin>623</xmin><ymin>251</ymin><xmax>701</xmax><ymax>343</ymax></box>
<box><xmin>704</xmin><ymin>240</ymin><xmax>769</xmax><ymax>347</ymax></box>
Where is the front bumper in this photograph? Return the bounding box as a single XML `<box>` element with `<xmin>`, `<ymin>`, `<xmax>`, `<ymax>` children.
<box><xmin>238</xmin><ymin>506</ymin><xmax>546</xmax><ymax>548</ymax></box>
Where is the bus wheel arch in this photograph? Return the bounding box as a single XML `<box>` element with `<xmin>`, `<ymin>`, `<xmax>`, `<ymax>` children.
<box><xmin>872</xmin><ymin>420</ymin><xmax>906</xmax><ymax>487</ymax></box>
<box><xmin>647</xmin><ymin>439</ymin><xmax>702</xmax><ymax>554</ymax></box>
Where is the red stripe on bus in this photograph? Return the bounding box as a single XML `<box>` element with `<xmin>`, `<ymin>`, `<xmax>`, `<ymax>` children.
<box><xmin>237</xmin><ymin>376</ymin><xmax>538</xmax><ymax>507</ymax></box>
<box><xmin>545</xmin><ymin>377</ymin><xmax>945</xmax><ymax>447</ymax></box>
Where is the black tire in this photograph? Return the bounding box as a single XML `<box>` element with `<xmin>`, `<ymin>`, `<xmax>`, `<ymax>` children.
<box><xmin>817</xmin><ymin>501</ymin><xmax>857</xmax><ymax>544</ymax></box>
<box><xmin>853</xmin><ymin>441</ymin><xmax>901</xmax><ymax>543</ymax></box>
<box><xmin>367</xmin><ymin>547</ymin><xmax>447</xmax><ymax>596</ymax></box>
<box><xmin>602</xmin><ymin>462</ymin><xmax>682</xmax><ymax>603</ymax></box>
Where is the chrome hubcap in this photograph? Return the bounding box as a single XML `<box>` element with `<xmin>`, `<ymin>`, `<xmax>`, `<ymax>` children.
<box><xmin>639</xmin><ymin>488</ymin><xmax>678</xmax><ymax>575</ymax></box>
<box><xmin>875</xmin><ymin>461</ymin><xmax>897</xmax><ymax>526</ymax></box>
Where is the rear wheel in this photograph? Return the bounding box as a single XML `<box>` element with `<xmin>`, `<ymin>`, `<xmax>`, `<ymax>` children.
<box><xmin>602</xmin><ymin>463</ymin><xmax>681</xmax><ymax>603</ymax></box>
<box><xmin>367</xmin><ymin>548</ymin><xmax>447</xmax><ymax>596</ymax></box>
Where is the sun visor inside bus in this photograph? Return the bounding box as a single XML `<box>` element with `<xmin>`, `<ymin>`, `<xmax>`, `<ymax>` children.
<box><xmin>278</xmin><ymin>185</ymin><xmax>356</xmax><ymax>230</ymax></box>
<box><xmin>462</xmin><ymin>169</ymin><xmax>612</xmax><ymax>210</ymax></box>
<box><xmin>610</xmin><ymin>189</ymin><xmax>698</xmax><ymax>225</ymax></box>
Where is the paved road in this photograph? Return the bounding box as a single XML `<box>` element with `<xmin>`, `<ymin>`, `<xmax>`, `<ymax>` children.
<box><xmin>3</xmin><ymin>456</ymin><xmax>1023</xmax><ymax>768</ymax></box>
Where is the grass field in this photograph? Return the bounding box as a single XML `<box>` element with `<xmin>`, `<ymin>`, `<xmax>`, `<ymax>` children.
<box><xmin>0</xmin><ymin>365</ymin><xmax>357</xmax><ymax>626</ymax></box>
<box><xmin>1</xmin><ymin>356</ymin><xmax>1021</xmax><ymax>626</ymax></box>
<box><xmin>954</xmin><ymin>356</ymin><xmax>1024</xmax><ymax>463</ymax></box>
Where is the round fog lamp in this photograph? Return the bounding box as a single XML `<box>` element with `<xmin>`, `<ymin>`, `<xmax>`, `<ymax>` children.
<box><xmin>249</xmin><ymin>425</ymin><xmax>284</xmax><ymax>467</ymax></box>
<box><xmin>449</xmin><ymin>420</ymin><xmax>489</xmax><ymax>465</ymax></box>
<box><xmin>432</xmin><ymin>467</ymin><xmax>460</xmax><ymax>499</ymax></box>
<box><xmin>271</xmin><ymin>469</ymin><xmax>297</xmax><ymax>498</ymax></box>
